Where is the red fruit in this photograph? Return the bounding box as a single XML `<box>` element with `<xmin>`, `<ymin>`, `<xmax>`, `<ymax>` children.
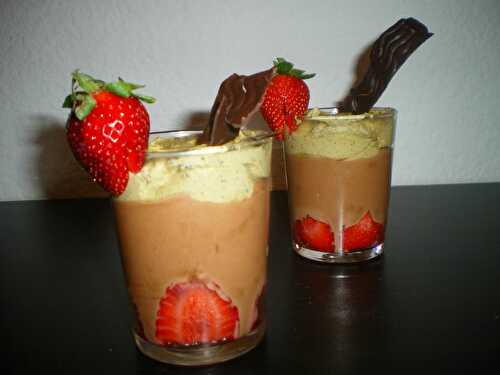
<box><xmin>63</xmin><ymin>71</ymin><xmax>155</xmax><ymax>195</ymax></box>
<box><xmin>342</xmin><ymin>211</ymin><xmax>384</xmax><ymax>252</ymax></box>
<box><xmin>261</xmin><ymin>58</ymin><xmax>315</xmax><ymax>140</ymax></box>
<box><xmin>295</xmin><ymin>215</ymin><xmax>335</xmax><ymax>252</ymax></box>
<box><xmin>155</xmin><ymin>281</ymin><xmax>239</xmax><ymax>346</ymax></box>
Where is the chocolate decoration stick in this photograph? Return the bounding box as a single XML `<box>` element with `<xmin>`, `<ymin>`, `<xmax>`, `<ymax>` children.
<box><xmin>342</xmin><ymin>17</ymin><xmax>433</xmax><ymax>114</ymax></box>
<box><xmin>199</xmin><ymin>68</ymin><xmax>276</xmax><ymax>146</ymax></box>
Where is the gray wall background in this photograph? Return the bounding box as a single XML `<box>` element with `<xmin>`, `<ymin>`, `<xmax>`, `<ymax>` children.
<box><xmin>1</xmin><ymin>0</ymin><xmax>499</xmax><ymax>201</ymax></box>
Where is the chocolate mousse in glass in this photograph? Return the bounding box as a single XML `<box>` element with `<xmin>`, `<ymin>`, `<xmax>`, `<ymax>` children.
<box><xmin>284</xmin><ymin>107</ymin><xmax>395</xmax><ymax>263</ymax></box>
<box><xmin>113</xmin><ymin>129</ymin><xmax>272</xmax><ymax>365</ymax></box>
<box><xmin>112</xmin><ymin>67</ymin><xmax>275</xmax><ymax>365</ymax></box>
<box><xmin>284</xmin><ymin>17</ymin><xmax>431</xmax><ymax>263</ymax></box>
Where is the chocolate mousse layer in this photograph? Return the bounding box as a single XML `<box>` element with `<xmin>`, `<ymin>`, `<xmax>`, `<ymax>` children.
<box><xmin>114</xmin><ymin>179</ymin><xmax>269</xmax><ymax>343</ymax></box>
<box><xmin>286</xmin><ymin>149</ymin><xmax>392</xmax><ymax>249</ymax></box>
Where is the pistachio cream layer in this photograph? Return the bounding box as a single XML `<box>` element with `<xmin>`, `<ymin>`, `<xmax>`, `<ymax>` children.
<box><xmin>285</xmin><ymin>108</ymin><xmax>395</xmax><ymax>160</ymax></box>
<box><xmin>117</xmin><ymin>130</ymin><xmax>272</xmax><ymax>203</ymax></box>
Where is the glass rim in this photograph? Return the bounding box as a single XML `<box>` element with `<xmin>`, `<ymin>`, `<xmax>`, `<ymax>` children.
<box><xmin>146</xmin><ymin>129</ymin><xmax>273</xmax><ymax>158</ymax></box>
<box><xmin>308</xmin><ymin>107</ymin><xmax>397</xmax><ymax>121</ymax></box>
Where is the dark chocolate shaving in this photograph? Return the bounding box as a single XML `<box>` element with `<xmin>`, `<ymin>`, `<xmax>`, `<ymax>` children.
<box><xmin>342</xmin><ymin>17</ymin><xmax>433</xmax><ymax>114</ymax></box>
<box><xmin>199</xmin><ymin>68</ymin><xmax>276</xmax><ymax>145</ymax></box>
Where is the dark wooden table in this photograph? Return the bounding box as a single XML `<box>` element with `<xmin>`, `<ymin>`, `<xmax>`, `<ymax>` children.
<box><xmin>1</xmin><ymin>184</ymin><xmax>499</xmax><ymax>374</ymax></box>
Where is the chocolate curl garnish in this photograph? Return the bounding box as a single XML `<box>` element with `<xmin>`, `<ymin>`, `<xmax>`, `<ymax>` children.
<box><xmin>199</xmin><ymin>67</ymin><xmax>276</xmax><ymax>145</ymax></box>
<box><xmin>342</xmin><ymin>17</ymin><xmax>433</xmax><ymax>114</ymax></box>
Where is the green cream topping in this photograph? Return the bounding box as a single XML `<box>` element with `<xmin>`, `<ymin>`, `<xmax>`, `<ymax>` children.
<box><xmin>285</xmin><ymin>108</ymin><xmax>395</xmax><ymax>160</ymax></box>
<box><xmin>117</xmin><ymin>130</ymin><xmax>272</xmax><ymax>203</ymax></box>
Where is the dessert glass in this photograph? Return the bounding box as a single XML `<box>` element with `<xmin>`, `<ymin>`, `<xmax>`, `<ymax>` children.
<box><xmin>284</xmin><ymin>108</ymin><xmax>396</xmax><ymax>263</ymax></box>
<box><xmin>113</xmin><ymin>130</ymin><xmax>272</xmax><ymax>365</ymax></box>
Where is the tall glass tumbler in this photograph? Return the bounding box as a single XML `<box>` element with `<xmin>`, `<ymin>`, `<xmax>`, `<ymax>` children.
<box><xmin>113</xmin><ymin>130</ymin><xmax>272</xmax><ymax>365</ymax></box>
<box><xmin>284</xmin><ymin>108</ymin><xmax>396</xmax><ymax>263</ymax></box>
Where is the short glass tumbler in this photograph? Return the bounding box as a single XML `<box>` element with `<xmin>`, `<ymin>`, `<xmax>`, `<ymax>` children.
<box><xmin>113</xmin><ymin>130</ymin><xmax>272</xmax><ymax>365</ymax></box>
<box><xmin>284</xmin><ymin>108</ymin><xmax>396</xmax><ymax>263</ymax></box>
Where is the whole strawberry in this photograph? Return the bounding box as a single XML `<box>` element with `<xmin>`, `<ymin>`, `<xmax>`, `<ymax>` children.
<box><xmin>63</xmin><ymin>71</ymin><xmax>155</xmax><ymax>195</ymax></box>
<box><xmin>261</xmin><ymin>58</ymin><xmax>315</xmax><ymax>140</ymax></box>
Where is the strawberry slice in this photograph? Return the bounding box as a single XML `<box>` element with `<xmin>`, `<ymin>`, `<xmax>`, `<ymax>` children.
<box><xmin>155</xmin><ymin>281</ymin><xmax>239</xmax><ymax>346</ymax></box>
<box><xmin>294</xmin><ymin>215</ymin><xmax>335</xmax><ymax>252</ymax></box>
<box><xmin>342</xmin><ymin>211</ymin><xmax>384</xmax><ymax>252</ymax></box>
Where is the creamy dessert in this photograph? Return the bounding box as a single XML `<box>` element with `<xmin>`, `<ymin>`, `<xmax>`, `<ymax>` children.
<box><xmin>278</xmin><ymin>18</ymin><xmax>431</xmax><ymax>263</ymax></box>
<box><xmin>284</xmin><ymin>108</ymin><xmax>395</xmax><ymax>261</ymax></box>
<box><xmin>114</xmin><ymin>130</ymin><xmax>272</xmax><ymax>346</ymax></box>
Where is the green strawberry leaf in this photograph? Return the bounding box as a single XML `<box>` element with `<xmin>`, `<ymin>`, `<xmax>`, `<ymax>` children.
<box><xmin>64</xmin><ymin>70</ymin><xmax>155</xmax><ymax>117</ymax></box>
<box><xmin>105</xmin><ymin>81</ymin><xmax>131</xmax><ymax>98</ymax></box>
<box><xmin>74</xmin><ymin>93</ymin><xmax>96</xmax><ymax>120</ymax></box>
<box><xmin>301</xmin><ymin>73</ymin><xmax>316</xmax><ymax>80</ymax></box>
<box><xmin>289</xmin><ymin>68</ymin><xmax>306</xmax><ymax>78</ymax></box>
<box><xmin>72</xmin><ymin>71</ymin><xmax>103</xmax><ymax>93</ymax></box>
<box><xmin>105</xmin><ymin>79</ymin><xmax>149</xmax><ymax>98</ymax></box>
<box><xmin>276</xmin><ymin>61</ymin><xmax>293</xmax><ymax>75</ymax></box>
<box><xmin>119</xmin><ymin>77</ymin><xmax>145</xmax><ymax>91</ymax></box>
<box><xmin>271</xmin><ymin>57</ymin><xmax>315</xmax><ymax>80</ymax></box>
<box><xmin>62</xmin><ymin>95</ymin><xmax>74</xmax><ymax>108</ymax></box>
<box><xmin>133</xmin><ymin>93</ymin><xmax>156</xmax><ymax>104</ymax></box>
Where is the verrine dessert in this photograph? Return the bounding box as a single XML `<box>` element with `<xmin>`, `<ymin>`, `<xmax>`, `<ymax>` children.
<box><xmin>285</xmin><ymin>108</ymin><xmax>395</xmax><ymax>262</ymax></box>
<box><xmin>114</xmin><ymin>130</ymin><xmax>272</xmax><ymax>364</ymax></box>
<box><xmin>258</xmin><ymin>18</ymin><xmax>432</xmax><ymax>263</ymax></box>
<box><xmin>63</xmin><ymin>67</ymin><xmax>277</xmax><ymax>365</ymax></box>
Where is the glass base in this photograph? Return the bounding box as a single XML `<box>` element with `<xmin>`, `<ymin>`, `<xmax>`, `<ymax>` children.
<box><xmin>294</xmin><ymin>242</ymin><xmax>384</xmax><ymax>264</ymax></box>
<box><xmin>134</xmin><ymin>323</ymin><xmax>265</xmax><ymax>366</ymax></box>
